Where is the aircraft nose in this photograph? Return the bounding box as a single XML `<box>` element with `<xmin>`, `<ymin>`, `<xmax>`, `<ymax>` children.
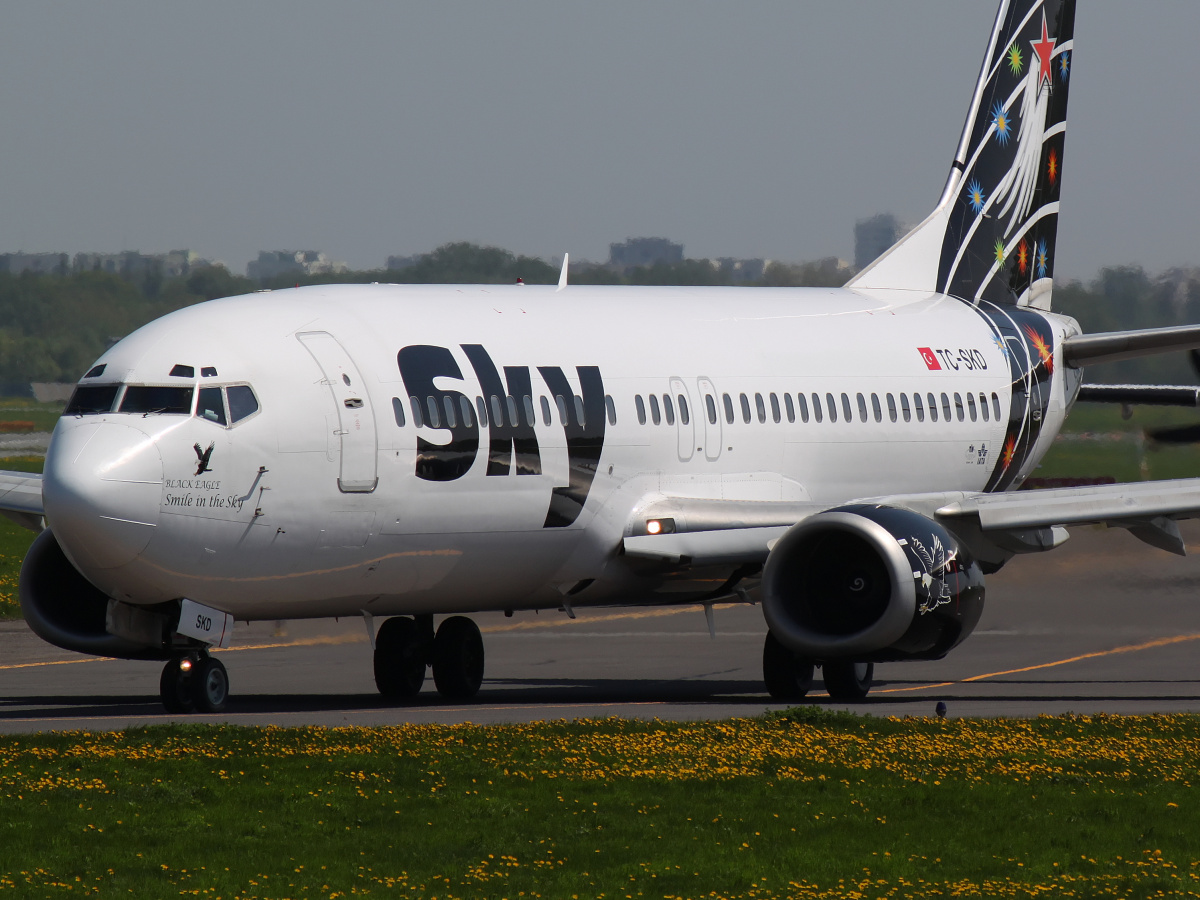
<box><xmin>43</xmin><ymin>422</ymin><xmax>164</xmax><ymax>570</ymax></box>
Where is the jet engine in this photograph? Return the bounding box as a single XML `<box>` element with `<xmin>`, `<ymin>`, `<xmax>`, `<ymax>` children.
<box><xmin>19</xmin><ymin>529</ymin><xmax>171</xmax><ymax>660</ymax></box>
<box><xmin>761</xmin><ymin>505</ymin><xmax>985</xmax><ymax>662</ymax></box>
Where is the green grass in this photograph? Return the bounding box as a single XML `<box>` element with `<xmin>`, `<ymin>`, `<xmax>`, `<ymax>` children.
<box><xmin>0</xmin><ymin>715</ymin><xmax>1197</xmax><ymax>897</ymax></box>
<box><xmin>0</xmin><ymin>397</ymin><xmax>62</xmax><ymax>432</ymax></box>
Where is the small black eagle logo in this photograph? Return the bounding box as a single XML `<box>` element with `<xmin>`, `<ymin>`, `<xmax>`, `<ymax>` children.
<box><xmin>194</xmin><ymin>442</ymin><xmax>215</xmax><ymax>476</ymax></box>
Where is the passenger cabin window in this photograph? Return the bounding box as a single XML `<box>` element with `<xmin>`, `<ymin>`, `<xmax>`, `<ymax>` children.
<box><xmin>798</xmin><ymin>393</ymin><xmax>810</xmax><ymax>423</ymax></box>
<box><xmin>991</xmin><ymin>392</ymin><xmax>1002</xmax><ymax>420</ymax></box>
<box><xmin>120</xmin><ymin>385</ymin><xmax>193</xmax><ymax>415</ymax></box>
<box><xmin>636</xmin><ymin>395</ymin><xmax>647</xmax><ymax>425</ymax></box>
<box><xmin>476</xmin><ymin>396</ymin><xmax>489</xmax><ymax>427</ymax></box>
<box><xmin>677</xmin><ymin>395</ymin><xmax>689</xmax><ymax>425</ymax></box>
<box><xmin>723</xmin><ymin>393</ymin><xmax>735</xmax><ymax>424</ymax></box>
<box><xmin>954</xmin><ymin>392</ymin><xmax>965</xmax><ymax>422</ymax></box>
<box><xmin>871</xmin><ymin>393</ymin><xmax>882</xmax><ymax>423</ymax></box>
<box><xmin>841</xmin><ymin>393</ymin><xmax>852</xmax><ymax>422</ymax></box>
<box><xmin>913</xmin><ymin>393</ymin><xmax>925</xmax><ymax>422</ymax></box>
<box><xmin>605</xmin><ymin>395</ymin><xmax>617</xmax><ymax>426</ymax></box>
<box><xmin>443</xmin><ymin>396</ymin><xmax>458</xmax><ymax>429</ymax></box>
<box><xmin>769</xmin><ymin>392</ymin><xmax>781</xmax><ymax>424</ymax></box>
<box><xmin>392</xmin><ymin>397</ymin><xmax>406</xmax><ymax>427</ymax></box>
<box><xmin>967</xmin><ymin>393</ymin><xmax>978</xmax><ymax>421</ymax></box>
<box><xmin>979</xmin><ymin>393</ymin><xmax>989</xmax><ymax>422</ymax></box>
<box><xmin>663</xmin><ymin>394</ymin><xmax>675</xmax><ymax>426</ymax></box>
<box><xmin>490</xmin><ymin>395</ymin><xmax>505</xmax><ymax>427</ymax></box>
<box><xmin>541</xmin><ymin>396</ymin><xmax>553</xmax><ymax>426</ymax></box>
<box><xmin>461</xmin><ymin>396</ymin><xmax>475</xmax><ymax>427</ymax></box>
<box><xmin>941</xmin><ymin>393</ymin><xmax>952</xmax><ymax>421</ymax></box>
<box><xmin>811</xmin><ymin>393</ymin><xmax>823</xmax><ymax>423</ymax></box>
<box><xmin>740</xmin><ymin>393</ymin><xmax>751</xmax><ymax>424</ymax></box>
<box><xmin>755</xmin><ymin>393</ymin><xmax>766</xmax><ymax>424</ymax></box>
<box><xmin>522</xmin><ymin>395</ymin><xmax>536</xmax><ymax>427</ymax></box>
<box><xmin>705</xmin><ymin>394</ymin><xmax>717</xmax><ymax>425</ymax></box>
<box><xmin>574</xmin><ymin>395</ymin><xmax>587</xmax><ymax>427</ymax></box>
<box><xmin>409</xmin><ymin>396</ymin><xmax>424</xmax><ymax>428</ymax></box>
<box><xmin>555</xmin><ymin>394</ymin><xmax>569</xmax><ymax>426</ymax></box>
<box><xmin>650</xmin><ymin>394</ymin><xmax>661</xmax><ymax>425</ymax></box>
<box><xmin>928</xmin><ymin>393</ymin><xmax>939</xmax><ymax>422</ymax></box>
<box><xmin>900</xmin><ymin>393</ymin><xmax>911</xmax><ymax>422</ymax></box>
<box><xmin>65</xmin><ymin>384</ymin><xmax>120</xmax><ymax>416</ymax></box>
<box><xmin>856</xmin><ymin>393</ymin><xmax>868</xmax><ymax>422</ymax></box>
<box><xmin>826</xmin><ymin>393</ymin><xmax>837</xmax><ymax>423</ymax></box>
<box><xmin>886</xmin><ymin>393</ymin><xmax>897</xmax><ymax>423</ymax></box>
<box><xmin>784</xmin><ymin>393</ymin><xmax>795</xmax><ymax>423</ymax></box>
<box><xmin>426</xmin><ymin>396</ymin><xmax>441</xmax><ymax>428</ymax></box>
<box><xmin>197</xmin><ymin>387</ymin><xmax>227</xmax><ymax>425</ymax></box>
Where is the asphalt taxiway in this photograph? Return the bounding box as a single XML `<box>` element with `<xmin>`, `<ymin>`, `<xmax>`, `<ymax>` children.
<box><xmin>3</xmin><ymin>522</ymin><xmax>1200</xmax><ymax>731</ymax></box>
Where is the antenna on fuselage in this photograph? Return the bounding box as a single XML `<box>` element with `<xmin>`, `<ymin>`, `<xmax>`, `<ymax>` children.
<box><xmin>556</xmin><ymin>253</ymin><xmax>569</xmax><ymax>292</ymax></box>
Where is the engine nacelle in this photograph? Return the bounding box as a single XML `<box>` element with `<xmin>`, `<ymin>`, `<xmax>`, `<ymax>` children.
<box><xmin>19</xmin><ymin>529</ymin><xmax>171</xmax><ymax>660</ymax></box>
<box><xmin>761</xmin><ymin>505</ymin><xmax>985</xmax><ymax>662</ymax></box>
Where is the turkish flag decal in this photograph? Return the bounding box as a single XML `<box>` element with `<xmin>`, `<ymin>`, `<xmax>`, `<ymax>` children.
<box><xmin>918</xmin><ymin>347</ymin><xmax>941</xmax><ymax>370</ymax></box>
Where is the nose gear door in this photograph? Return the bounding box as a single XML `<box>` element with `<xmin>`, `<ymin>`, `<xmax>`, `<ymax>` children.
<box><xmin>297</xmin><ymin>331</ymin><xmax>378</xmax><ymax>493</ymax></box>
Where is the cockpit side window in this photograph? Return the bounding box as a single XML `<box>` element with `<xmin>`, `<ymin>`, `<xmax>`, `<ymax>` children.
<box><xmin>64</xmin><ymin>384</ymin><xmax>120</xmax><ymax>416</ymax></box>
<box><xmin>119</xmin><ymin>385</ymin><xmax>194</xmax><ymax>415</ymax></box>
<box><xmin>227</xmin><ymin>385</ymin><xmax>260</xmax><ymax>424</ymax></box>
<box><xmin>197</xmin><ymin>387</ymin><xmax>227</xmax><ymax>425</ymax></box>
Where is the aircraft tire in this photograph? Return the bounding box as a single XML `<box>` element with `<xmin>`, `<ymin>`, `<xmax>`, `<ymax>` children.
<box><xmin>374</xmin><ymin>616</ymin><xmax>428</xmax><ymax>699</ymax></box>
<box><xmin>189</xmin><ymin>656</ymin><xmax>229</xmax><ymax>713</ymax></box>
<box><xmin>432</xmin><ymin>616</ymin><xmax>484</xmax><ymax>701</ymax></box>
<box><xmin>762</xmin><ymin>631</ymin><xmax>814</xmax><ymax>701</ymax></box>
<box><xmin>823</xmin><ymin>661</ymin><xmax>874</xmax><ymax>702</ymax></box>
<box><xmin>159</xmin><ymin>657</ymin><xmax>194</xmax><ymax>714</ymax></box>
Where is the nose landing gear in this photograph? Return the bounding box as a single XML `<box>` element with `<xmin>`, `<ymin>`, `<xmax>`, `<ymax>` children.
<box><xmin>159</xmin><ymin>653</ymin><xmax>229</xmax><ymax>714</ymax></box>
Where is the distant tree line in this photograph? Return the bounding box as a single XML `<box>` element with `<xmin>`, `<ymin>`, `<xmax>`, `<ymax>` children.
<box><xmin>0</xmin><ymin>242</ymin><xmax>1196</xmax><ymax>386</ymax></box>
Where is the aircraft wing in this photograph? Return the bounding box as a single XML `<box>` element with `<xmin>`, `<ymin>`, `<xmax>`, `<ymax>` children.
<box><xmin>0</xmin><ymin>470</ymin><xmax>45</xmax><ymax>532</ymax></box>
<box><xmin>623</xmin><ymin>479</ymin><xmax>1200</xmax><ymax>567</ymax></box>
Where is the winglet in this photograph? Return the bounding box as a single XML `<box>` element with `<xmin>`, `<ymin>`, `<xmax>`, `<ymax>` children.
<box><xmin>556</xmin><ymin>253</ymin><xmax>569</xmax><ymax>292</ymax></box>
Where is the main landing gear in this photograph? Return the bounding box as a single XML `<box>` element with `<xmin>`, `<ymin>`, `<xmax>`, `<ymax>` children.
<box><xmin>762</xmin><ymin>631</ymin><xmax>874</xmax><ymax>702</ymax></box>
<box><xmin>159</xmin><ymin>652</ymin><xmax>229</xmax><ymax>714</ymax></box>
<box><xmin>374</xmin><ymin>614</ymin><xmax>485</xmax><ymax>702</ymax></box>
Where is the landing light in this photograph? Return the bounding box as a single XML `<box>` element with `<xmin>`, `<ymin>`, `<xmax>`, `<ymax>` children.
<box><xmin>179</xmin><ymin>658</ymin><xmax>194</xmax><ymax>673</ymax></box>
<box><xmin>645</xmin><ymin>518</ymin><xmax>676</xmax><ymax>536</ymax></box>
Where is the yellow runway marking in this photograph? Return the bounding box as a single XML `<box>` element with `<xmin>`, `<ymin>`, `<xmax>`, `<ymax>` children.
<box><xmin>0</xmin><ymin>657</ymin><xmax>108</xmax><ymax>672</ymax></box>
<box><xmin>872</xmin><ymin>631</ymin><xmax>1200</xmax><ymax>695</ymax></box>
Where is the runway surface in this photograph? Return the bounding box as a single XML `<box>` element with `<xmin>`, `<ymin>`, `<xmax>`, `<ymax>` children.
<box><xmin>3</xmin><ymin>522</ymin><xmax>1200</xmax><ymax>732</ymax></box>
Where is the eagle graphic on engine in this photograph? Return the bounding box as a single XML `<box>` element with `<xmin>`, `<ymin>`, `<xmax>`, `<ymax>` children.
<box><xmin>909</xmin><ymin>534</ymin><xmax>954</xmax><ymax>615</ymax></box>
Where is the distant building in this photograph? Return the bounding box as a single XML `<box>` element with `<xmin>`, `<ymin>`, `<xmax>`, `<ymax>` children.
<box><xmin>712</xmin><ymin>257</ymin><xmax>769</xmax><ymax>283</ymax></box>
<box><xmin>854</xmin><ymin>214</ymin><xmax>902</xmax><ymax>271</ymax></box>
<box><xmin>0</xmin><ymin>252</ymin><xmax>70</xmax><ymax>276</ymax></box>
<box><xmin>73</xmin><ymin>250</ymin><xmax>209</xmax><ymax>278</ymax></box>
<box><xmin>247</xmin><ymin>251</ymin><xmax>347</xmax><ymax>281</ymax></box>
<box><xmin>609</xmin><ymin>237</ymin><xmax>684</xmax><ymax>270</ymax></box>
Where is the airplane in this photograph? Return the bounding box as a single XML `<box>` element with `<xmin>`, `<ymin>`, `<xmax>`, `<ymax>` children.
<box><xmin>5</xmin><ymin>0</ymin><xmax>1200</xmax><ymax>715</ymax></box>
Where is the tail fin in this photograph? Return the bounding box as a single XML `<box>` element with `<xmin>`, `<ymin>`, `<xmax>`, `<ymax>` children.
<box><xmin>848</xmin><ymin>0</ymin><xmax>1076</xmax><ymax>309</ymax></box>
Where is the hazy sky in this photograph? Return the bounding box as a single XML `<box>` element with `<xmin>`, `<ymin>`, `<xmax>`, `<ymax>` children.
<box><xmin>0</xmin><ymin>2</ymin><xmax>1195</xmax><ymax>280</ymax></box>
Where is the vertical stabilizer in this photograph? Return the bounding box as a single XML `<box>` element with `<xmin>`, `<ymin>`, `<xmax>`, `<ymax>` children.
<box><xmin>849</xmin><ymin>0</ymin><xmax>1076</xmax><ymax>310</ymax></box>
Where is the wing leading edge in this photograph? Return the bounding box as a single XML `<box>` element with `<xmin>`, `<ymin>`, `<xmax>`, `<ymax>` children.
<box><xmin>0</xmin><ymin>471</ymin><xmax>45</xmax><ymax>532</ymax></box>
<box><xmin>623</xmin><ymin>479</ymin><xmax>1200</xmax><ymax>569</ymax></box>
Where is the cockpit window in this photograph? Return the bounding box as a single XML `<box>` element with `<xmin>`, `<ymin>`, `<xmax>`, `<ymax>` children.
<box><xmin>227</xmin><ymin>385</ymin><xmax>259</xmax><ymax>423</ymax></box>
<box><xmin>197</xmin><ymin>387</ymin><xmax>227</xmax><ymax>425</ymax></box>
<box><xmin>65</xmin><ymin>384</ymin><xmax>120</xmax><ymax>415</ymax></box>
<box><xmin>119</xmin><ymin>385</ymin><xmax>194</xmax><ymax>415</ymax></box>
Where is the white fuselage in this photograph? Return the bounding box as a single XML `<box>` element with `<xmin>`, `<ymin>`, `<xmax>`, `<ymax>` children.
<box><xmin>42</xmin><ymin>283</ymin><xmax>1078</xmax><ymax>620</ymax></box>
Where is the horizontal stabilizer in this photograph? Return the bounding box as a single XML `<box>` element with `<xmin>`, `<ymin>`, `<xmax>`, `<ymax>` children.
<box><xmin>1063</xmin><ymin>324</ymin><xmax>1200</xmax><ymax>368</ymax></box>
